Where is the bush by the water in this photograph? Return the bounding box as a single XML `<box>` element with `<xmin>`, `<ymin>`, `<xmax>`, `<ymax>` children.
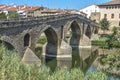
<box><xmin>0</xmin><ymin>44</ymin><xmax>106</xmax><ymax>80</ymax></box>
<box><xmin>99</xmin><ymin>51</ymin><xmax>120</xmax><ymax>77</ymax></box>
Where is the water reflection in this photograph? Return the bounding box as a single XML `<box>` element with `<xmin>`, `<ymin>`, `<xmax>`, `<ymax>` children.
<box><xmin>72</xmin><ymin>47</ymin><xmax>98</xmax><ymax>73</ymax></box>
<box><xmin>43</xmin><ymin>46</ymin><xmax>98</xmax><ymax>72</ymax></box>
<box><xmin>41</xmin><ymin>47</ymin><xmax>120</xmax><ymax>79</ymax></box>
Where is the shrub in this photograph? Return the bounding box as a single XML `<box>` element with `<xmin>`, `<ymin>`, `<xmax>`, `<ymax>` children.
<box><xmin>0</xmin><ymin>44</ymin><xmax>106</xmax><ymax>80</ymax></box>
<box><xmin>0</xmin><ymin>12</ymin><xmax>7</xmax><ymax>20</ymax></box>
<box><xmin>37</xmin><ymin>36</ymin><xmax>47</xmax><ymax>44</ymax></box>
<box><xmin>86</xmin><ymin>71</ymin><xmax>106</xmax><ymax>80</ymax></box>
<box><xmin>7</xmin><ymin>11</ymin><xmax>19</xmax><ymax>19</ymax></box>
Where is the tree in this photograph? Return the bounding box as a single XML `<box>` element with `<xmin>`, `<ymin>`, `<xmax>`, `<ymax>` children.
<box><xmin>106</xmin><ymin>27</ymin><xmax>120</xmax><ymax>49</ymax></box>
<box><xmin>100</xmin><ymin>18</ymin><xmax>110</xmax><ymax>34</ymax></box>
<box><xmin>0</xmin><ymin>12</ymin><xmax>7</xmax><ymax>20</ymax></box>
<box><xmin>7</xmin><ymin>11</ymin><xmax>19</xmax><ymax>19</ymax></box>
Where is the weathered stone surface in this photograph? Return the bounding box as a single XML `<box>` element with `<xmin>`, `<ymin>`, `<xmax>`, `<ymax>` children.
<box><xmin>0</xmin><ymin>14</ymin><xmax>99</xmax><ymax>59</ymax></box>
<box><xmin>22</xmin><ymin>47</ymin><xmax>41</xmax><ymax>64</ymax></box>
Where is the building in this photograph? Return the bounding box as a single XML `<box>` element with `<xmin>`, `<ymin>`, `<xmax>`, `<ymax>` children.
<box><xmin>80</xmin><ymin>4</ymin><xmax>99</xmax><ymax>18</ymax></box>
<box><xmin>0</xmin><ymin>4</ymin><xmax>8</xmax><ymax>14</ymax></box>
<box><xmin>98</xmin><ymin>0</ymin><xmax>120</xmax><ymax>30</ymax></box>
<box><xmin>0</xmin><ymin>4</ymin><xmax>44</xmax><ymax>18</ymax></box>
<box><xmin>39</xmin><ymin>9</ymin><xmax>60</xmax><ymax>16</ymax></box>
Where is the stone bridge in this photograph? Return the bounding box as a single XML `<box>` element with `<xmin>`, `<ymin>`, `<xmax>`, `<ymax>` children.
<box><xmin>0</xmin><ymin>14</ymin><xmax>99</xmax><ymax>62</ymax></box>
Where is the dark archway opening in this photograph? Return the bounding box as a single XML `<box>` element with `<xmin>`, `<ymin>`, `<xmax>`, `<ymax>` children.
<box><xmin>69</xmin><ymin>21</ymin><xmax>81</xmax><ymax>47</ymax></box>
<box><xmin>70</xmin><ymin>21</ymin><xmax>81</xmax><ymax>68</ymax></box>
<box><xmin>85</xmin><ymin>25</ymin><xmax>91</xmax><ymax>39</ymax></box>
<box><xmin>0</xmin><ymin>40</ymin><xmax>15</xmax><ymax>50</ymax></box>
<box><xmin>24</xmin><ymin>33</ymin><xmax>30</xmax><ymax>47</ymax></box>
<box><xmin>35</xmin><ymin>28</ymin><xmax>58</xmax><ymax>71</ymax></box>
<box><xmin>64</xmin><ymin>21</ymin><xmax>81</xmax><ymax>68</ymax></box>
<box><xmin>44</xmin><ymin>28</ymin><xmax>58</xmax><ymax>56</ymax></box>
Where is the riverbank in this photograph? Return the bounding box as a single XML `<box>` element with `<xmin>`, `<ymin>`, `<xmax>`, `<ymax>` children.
<box><xmin>98</xmin><ymin>48</ymin><xmax>120</xmax><ymax>78</ymax></box>
<box><xmin>0</xmin><ymin>44</ymin><xmax>106</xmax><ymax>80</ymax></box>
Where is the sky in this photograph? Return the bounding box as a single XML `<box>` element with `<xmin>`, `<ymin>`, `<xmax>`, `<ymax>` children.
<box><xmin>0</xmin><ymin>0</ymin><xmax>110</xmax><ymax>10</ymax></box>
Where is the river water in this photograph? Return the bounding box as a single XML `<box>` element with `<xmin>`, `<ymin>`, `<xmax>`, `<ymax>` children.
<box><xmin>41</xmin><ymin>46</ymin><xmax>120</xmax><ymax>80</ymax></box>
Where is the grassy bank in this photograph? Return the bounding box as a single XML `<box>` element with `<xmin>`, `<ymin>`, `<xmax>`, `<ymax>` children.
<box><xmin>92</xmin><ymin>36</ymin><xmax>120</xmax><ymax>48</ymax></box>
<box><xmin>99</xmin><ymin>50</ymin><xmax>120</xmax><ymax>77</ymax></box>
<box><xmin>0</xmin><ymin>44</ymin><xmax>107</xmax><ymax>80</ymax></box>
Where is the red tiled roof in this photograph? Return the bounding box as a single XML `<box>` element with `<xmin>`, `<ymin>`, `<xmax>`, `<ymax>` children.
<box><xmin>0</xmin><ymin>4</ymin><xmax>42</xmax><ymax>11</ymax></box>
<box><xmin>3</xmin><ymin>6</ymin><xmax>19</xmax><ymax>11</ymax></box>
<box><xmin>98</xmin><ymin>0</ymin><xmax>120</xmax><ymax>6</ymax></box>
<box><xmin>0</xmin><ymin>4</ymin><xmax>7</xmax><ymax>9</ymax></box>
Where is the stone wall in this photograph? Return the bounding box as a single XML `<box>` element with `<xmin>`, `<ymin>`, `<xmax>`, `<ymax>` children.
<box><xmin>0</xmin><ymin>14</ymin><xmax>99</xmax><ymax>58</ymax></box>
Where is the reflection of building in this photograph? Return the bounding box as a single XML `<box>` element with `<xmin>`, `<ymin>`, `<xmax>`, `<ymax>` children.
<box><xmin>80</xmin><ymin>4</ymin><xmax>99</xmax><ymax>18</ymax></box>
<box><xmin>98</xmin><ymin>0</ymin><xmax>120</xmax><ymax>30</ymax></box>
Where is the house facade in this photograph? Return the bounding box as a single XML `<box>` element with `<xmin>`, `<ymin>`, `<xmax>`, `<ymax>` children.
<box><xmin>80</xmin><ymin>4</ymin><xmax>99</xmax><ymax>18</ymax></box>
<box><xmin>98</xmin><ymin>0</ymin><xmax>120</xmax><ymax>30</ymax></box>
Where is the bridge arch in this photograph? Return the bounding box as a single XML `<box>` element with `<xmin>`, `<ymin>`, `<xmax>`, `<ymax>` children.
<box><xmin>0</xmin><ymin>36</ymin><xmax>16</xmax><ymax>51</ymax></box>
<box><xmin>0</xmin><ymin>40</ymin><xmax>15</xmax><ymax>50</ymax></box>
<box><xmin>36</xmin><ymin>27</ymin><xmax>58</xmax><ymax>57</ymax></box>
<box><xmin>64</xmin><ymin>20</ymin><xmax>82</xmax><ymax>47</ymax></box>
<box><xmin>85</xmin><ymin>25</ymin><xmax>92</xmax><ymax>39</ymax></box>
<box><xmin>24</xmin><ymin>33</ymin><xmax>31</xmax><ymax>47</ymax></box>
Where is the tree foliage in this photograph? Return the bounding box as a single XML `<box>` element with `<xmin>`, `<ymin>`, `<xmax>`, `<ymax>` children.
<box><xmin>8</xmin><ymin>11</ymin><xmax>19</xmax><ymax>19</ymax></box>
<box><xmin>106</xmin><ymin>27</ymin><xmax>120</xmax><ymax>49</ymax></box>
<box><xmin>0</xmin><ymin>12</ymin><xmax>7</xmax><ymax>20</ymax></box>
<box><xmin>100</xmin><ymin>18</ymin><xmax>110</xmax><ymax>34</ymax></box>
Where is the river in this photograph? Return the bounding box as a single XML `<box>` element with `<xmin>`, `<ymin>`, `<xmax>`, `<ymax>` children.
<box><xmin>41</xmin><ymin>46</ymin><xmax>120</xmax><ymax>80</ymax></box>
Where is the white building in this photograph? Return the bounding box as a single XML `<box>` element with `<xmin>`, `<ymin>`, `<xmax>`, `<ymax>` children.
<box><xmin>80</xmin><ymin>4</ymin><xmax>99</xmax><ymax>18</ymax></box>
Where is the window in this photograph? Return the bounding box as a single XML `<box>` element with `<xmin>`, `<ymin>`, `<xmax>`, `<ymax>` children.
<box><xmin>104</xmin><ymin>14</ymin><xmax>107</xmax><ymax>18</ymax></box>
<box><xmin>118</xmin><ymin>6</ymin><xmax>120</xmax><ymax>8</ymax></box>
<box><xmin>119</xmin><ymin>21</ymin><xmax>120</xmax><ymax>26</ymax></box>
<box><xmin>111</xmin><ymin>14</ymin><xmax>114</xmax><ymax>19</ymax></box>
<box><xmin>106</xmin><ymin>7</ymin><xmax>108</xmax><ymax>9</ymax></box>
<box><xmin>115</xmin><ymin>6</ymin><xmax>117</xmax><ymax>9</ymax></box>
<box><xmin>109</xmin><ymin>6</ymin><xmax>111</xmax><ymax>9</ymax></box>
<box><xmin>119</xmin><ymin>14</ymin><xmax>120</xmax><ymax>19</ymax></box>
<box><xmin>112</xmin><ymin>6</ymin><xmax>114</xmax><ymax>9</ymax></box>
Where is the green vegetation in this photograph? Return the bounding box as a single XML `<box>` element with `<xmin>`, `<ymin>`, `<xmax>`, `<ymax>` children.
<box><xmin>99</xmin><ymin>51</ymin><xmax>120</xmax><ymax>76</ymax></box>
<box><xmin>35</xmin><ymin>35</ymin><xmax>47</xmax><ymax>58</ymax></box>
<box><xmin>37</xmin><ymin>35</ymin><xmax>47</xmax><ymax>44</ymax></box>
<box><xmin>7</xmin><ymin>11</ymin><xmax>19</xmax><ymax>19</ymax></box>
<box><xmin>35</xmin><ymin>46</ymin><xmax>42</xmax><ymax>58</ymax></box>
<box><xmin>91</xmin><ymin>37</ymin><xmax>108</xmax><ymax>47</ymax></box>
<box><xmin>0</xmin><ymin>12</ymin><xmax>7</xmax><ymax>20</ymax></box>
<box><xmin>92</xmin><ymin>27</ymin><xmax>120</xmax><ymax>48</ymax></box>
<box><xmin>100</xmin><ymin>18</ymin><xmax>110</xmax><ymax>34</ymax></box>
<box><xmin>106</xmin><ymin>27</ymin><xmax>120</xmax><ymax>49</ymax></box>
<box><xmin>0</xmin><ymin>44</ymin><xmax>106</xmax><ymax>80</ymax></box>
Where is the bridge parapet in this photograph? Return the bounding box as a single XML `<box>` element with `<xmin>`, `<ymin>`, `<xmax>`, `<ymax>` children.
<box><xmin>0</xmin><ymin>14</ymin><xmax>98</xmax><ymax>28</ymax></box>
<box><xmin>0</xmin><ymin>13</ymin><xmax>99</xmax><ymax>60</ymax></box>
